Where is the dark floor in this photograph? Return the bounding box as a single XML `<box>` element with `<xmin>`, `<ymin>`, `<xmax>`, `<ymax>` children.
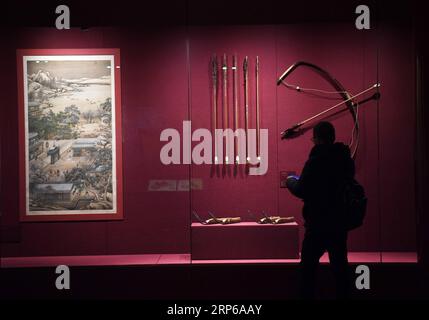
<box><xmin>1</xmin><ymin>261</ymin><xmax>425</xmax><ymax>300</ymax></box>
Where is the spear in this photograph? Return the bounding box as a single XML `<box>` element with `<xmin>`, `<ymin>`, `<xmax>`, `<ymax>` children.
<box><xmin>233</xmin><ymin>54</ymin><xmax>239</xmax><ymax>164</ymax></box>
<box><xmin>256</xmin><ymin>56</ymin><xmax>260</xmax><ymax>159</ymax></box>
<box><xmin>243</xmin><ymin>56</ymin><xmax>249</xmax><ymax>164</ymax></box>
<box><xmin>211</xmin><ymin>55</ymin><xmax>218</xmax><ymax>164</ymax></box>
<box><xmin>222</xmin><ymin>54</ymin><xmax>229</xmax><ymax>164</ymax></box>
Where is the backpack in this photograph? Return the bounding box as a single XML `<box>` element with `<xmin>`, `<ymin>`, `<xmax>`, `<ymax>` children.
<box><xmin>342</xmin><ymin>178</ymin><xmax>367</xmax><ymax>230</ymax></box>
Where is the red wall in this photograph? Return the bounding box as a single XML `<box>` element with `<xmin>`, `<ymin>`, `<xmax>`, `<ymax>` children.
<box><xmin>0</xmin><ymin>23</ymin><xmax>416</xmax><ymax>257</ymax></box>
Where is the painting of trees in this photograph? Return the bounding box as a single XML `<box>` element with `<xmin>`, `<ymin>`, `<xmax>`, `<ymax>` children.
<box><xmin>20</xmin><ymin>51</ymin><xmax>122</xmax><ymax>220</ymax></box>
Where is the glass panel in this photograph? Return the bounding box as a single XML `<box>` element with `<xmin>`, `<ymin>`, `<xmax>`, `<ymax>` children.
<box><xmin>189</xmin><ymin>23</ymin><xmax>417</xmax><ymax>263</ymax></box>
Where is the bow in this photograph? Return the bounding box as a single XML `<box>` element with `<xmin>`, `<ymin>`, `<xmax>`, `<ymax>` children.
<box><xmin>277</xmin><ymin>61</ymin><xmax>380</xmax><ymax>158</ymax></box>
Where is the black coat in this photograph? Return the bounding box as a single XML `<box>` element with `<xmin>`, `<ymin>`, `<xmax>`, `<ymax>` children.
<box><xmin>287</xmin><ymin>142</ymin><xmax>355</xmax><ymax>231</ymax></box>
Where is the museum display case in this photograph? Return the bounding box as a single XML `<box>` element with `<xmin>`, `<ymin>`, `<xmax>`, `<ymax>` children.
<box><xmin>187</xmin><ymin>24</ymin><xmax>417</xmax><ymax>263</ymax></box>
<box><xmin>0</xmin><ymin>21</ymin><xmax>419</xmax><ymax>268</ymax></box>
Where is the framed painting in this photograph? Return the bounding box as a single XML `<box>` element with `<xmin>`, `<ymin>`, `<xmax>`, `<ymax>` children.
<box><xmin>17</xmin><ymin>49</ymin><xmax>123</xmax><ymax>221</ymax></box>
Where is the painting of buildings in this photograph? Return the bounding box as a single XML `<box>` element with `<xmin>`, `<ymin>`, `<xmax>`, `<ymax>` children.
<box><xmin>18</xmin><ymin>51</ymin><xmax>122</xmax><ymax>220</ymax></box>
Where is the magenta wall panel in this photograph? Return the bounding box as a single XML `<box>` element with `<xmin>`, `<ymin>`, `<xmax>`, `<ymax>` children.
<box><xmin>376</xmin><ymin>25</ymin><xmax>416</xmax><ymax>251</ymax></box>
<box><xmin>104</xmin><ymin>28</ymin><xmax>191</xmax><ymax>254</ymax></box>
<box><xmin>188</xmin><ymin>25</ymin><xmax>279</xmax><ymax>221</ymax></box>
<box><xmin>0</xmin><ymin>23</ymin><xmax>417</xmax><ymax>257</ymax></box>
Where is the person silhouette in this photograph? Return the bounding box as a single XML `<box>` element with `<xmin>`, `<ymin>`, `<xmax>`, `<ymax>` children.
<box><xmin>286</xmin><ymin>121</ymin><xmax>355</xmax><ymax>299</ymax></box>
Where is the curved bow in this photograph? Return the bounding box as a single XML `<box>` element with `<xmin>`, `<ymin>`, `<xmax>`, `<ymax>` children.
<box><xmin>277</xmin><ymin>61</ymin><xmax>380</xmax><ymax>159</ymax></box>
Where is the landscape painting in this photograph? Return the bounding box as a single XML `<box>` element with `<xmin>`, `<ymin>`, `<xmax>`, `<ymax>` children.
<box><xmin>17</xmin><ymin>49</ymin><xmax>123</xmax><ymax>221</ymax></box>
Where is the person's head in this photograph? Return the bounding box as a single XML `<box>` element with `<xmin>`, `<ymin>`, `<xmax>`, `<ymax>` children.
<box><xmin>312</xmin><ymin>121</ymin><xmax>335</xmax><ymax>145</ymax></box>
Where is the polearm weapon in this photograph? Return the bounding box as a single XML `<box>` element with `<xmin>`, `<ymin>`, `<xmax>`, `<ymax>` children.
<box><xmin>243</xmin><ymin>56</ymin><xmax>249</xmax><ymax>163</ymax></box>
<box><xmin>222</xmin><ymin>54</ymin><xmax>229</xmax><ymax>164</ymax></box>
<box><xmin>255</xmin><ymin>56</ymin><xmax>260</xmax><ymax>159</ymax></box>
<box><xmin>233</xmin><ymin>55</ymin><xmax>239</xmax><ymax>164</ymax></box>
<box><xmin>211</xmin><ymin>55</ymin><xmax>218</xmax><ymax>164</ymax></box>
<box><xmin>280</xmin><ymin>84</ymin><xmax>380</xmax><ymax>139</ymax></box>
<box><xmin>277</xmin><ymin>61</ymin><xmax>381</xmax><ymax>158</ymax></box>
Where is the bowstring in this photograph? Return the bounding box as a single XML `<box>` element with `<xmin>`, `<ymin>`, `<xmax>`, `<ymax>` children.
<box><xmin>350</xmin><ymin>102</ymin><xmax>359</xmax><ymax>155</ymax></box>
<box><xmin>281</xmin><ymin>80</ymin><xmax>352</xmax><ymax>96</ymax></box>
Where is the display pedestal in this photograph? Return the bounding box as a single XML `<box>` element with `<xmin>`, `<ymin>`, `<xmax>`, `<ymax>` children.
<box><xmin>191</xmin><ymin>222</ymin><xmax>299</xmax><ymax>260</ymax></box>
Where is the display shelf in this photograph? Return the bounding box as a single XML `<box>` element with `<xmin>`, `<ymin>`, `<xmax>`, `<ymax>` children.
<box><xmin>191</xmin><ymin>222</ymin><xmax>300</xmax><ymax>260</ymax></box>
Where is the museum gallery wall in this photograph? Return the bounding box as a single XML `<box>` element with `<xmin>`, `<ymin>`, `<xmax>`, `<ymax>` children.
<box><xmin>0</xmin><ymin>24</ymin><xmax>416</xmax><ymax>257</ymax></box>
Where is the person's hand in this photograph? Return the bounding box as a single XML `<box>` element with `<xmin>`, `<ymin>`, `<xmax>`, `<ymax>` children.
<box><xmin>287</xmin><ymin>175</ymin><xmax>300</xmax><ymax>181</ymax></box>
<box><xmin>286</xmin><ymin>175</ymin><xmax>300</xmax><ymax>190</ymax></box>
